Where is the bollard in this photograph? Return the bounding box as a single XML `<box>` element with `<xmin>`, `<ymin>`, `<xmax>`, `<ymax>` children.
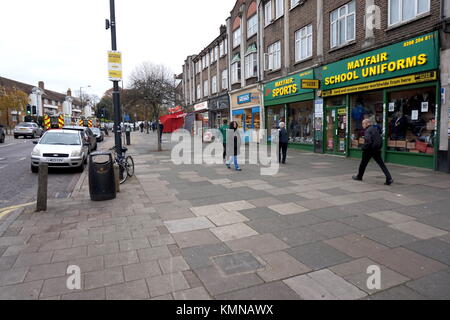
<box><xmin>113</xmin><ymin>164</ymin><xmax>120</xmax><ymax>193</ymax></box>
<box><xmin>36</xmin><ymin>162</ymin><xmax>48</xmax><ymax>212</ymax></box>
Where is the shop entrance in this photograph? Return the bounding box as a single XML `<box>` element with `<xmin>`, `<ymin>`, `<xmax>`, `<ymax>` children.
<box><xmin>325</xmin><ymin>107</ymin><xmax>347</xmax><ymax>155</ymax></box>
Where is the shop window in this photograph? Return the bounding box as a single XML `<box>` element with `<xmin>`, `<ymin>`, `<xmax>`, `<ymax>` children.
<box><xmin>350</xmin><ymin>91</ymin><xmax>384</xmax><ymax>149</ymax></box>
<box><xmin>387</xmin><ymin>87</ymin><xmax>436</xmax><ymax>154</ymax></box>
<box><xmin>288</xmin><ymin>101</ymin><xmax>314</xmax><ymax>145</ymax></box>
<box><xmin>267</xmin><ymin>105</ymin><xmax>285</xmax><ymax>130</ymax></box>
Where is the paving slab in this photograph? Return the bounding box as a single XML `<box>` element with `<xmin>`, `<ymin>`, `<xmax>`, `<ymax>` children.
<box><xmin>269</xmin><ymin>203</ymin><xmax>309</xmax><ymax>215</ymax></box>
<box><xmin>158</xmin><ymin>256</ymin><xmax>190</xmax><ymax>274</ymax></box>
<box><xmin>106</xmin><ymin>279</ymin><xmax>150</xmax><ymax>300</ymax></box>
<box><xmin>216</xmin><ymin>281</ymin><xmax>300</xmax><ymax>300</ymax></box>
<box><xmin>369</xmin><ymin>247</ymin><xmax>447</xmax><ymax>279</ymax></box>
<box><xmin>273</xmin><ymin>227</ymin><xmax>326</xmax><ymax>247</ymax></box>
<box><xmin>367</xmin><ymin>211</ymin><xmax>417</xmax><ymax>224</ymax></box>
<box><xmin>365</xmin><ymin>285</ymin><xmax>427</xmax><ymax>300</ymax></box>
<box><xmin>172</xmin><ymin>229</ymin><xmax>221</xmax><ymax>249</ymax></box>
<box><xmin>247</xmin><ymin>197</ymin><xmax>282</xmax><ymax>207</ymax></box>
<box><xmin>257</xmin><ymin>251</ymin><xmax>311</xmax><ymax>282</ymax></box>
<box><xmin>225</xmin><ymin>233</ymin><xmax>289</xmax><ymax>256</ymax></box>
<box><xmin>0</xmin><ymin>280</ymin><xmax>43</xmax><ymax>300</ymax></box>
<box><xmin>404</xmin><ymin>238</ymin><xmax>450</xmax><ymax>265</ymax></box>
<box><xmin>181</xmin><ymin>243</ymin><xmax>232</xmax><ymax>270</ymax></box>
<box><xmin>146</xmin><ymin>272</ymin><xmax>190</xmax><ymax>298</ymax></box>
<box><xmin>0</xmin><ymin>267</ymin><xmax>28</xmax><ymax>286</ymax></box>
<box><xmin>361</xmin><ymin>227</ymin><xmax>420</xmax><ymax>248</ymax></box>
<box><xmin>287</xmin><ymin>242</ymin><xmax>352</xmax><ymax>270</ymax></box>
<box><xmin>164</xmin><ymin>217</ymin><xmax>215</xmax><ymax>234</ymax></box>
<box><xmin>123</xmin><ymin>261</ymin><xmax>162</xmax><ymax>281</ymax></box>
<box><xmin>405</xmin><ymin>270</ymin><xmax>450</xmax><ymax>300</ymax></box>
<box><xmin>210</xmin><ymin>223</ymin><xmax>258</xmax><ymax>242</ymax></box>
<box><xmin>389</xmin><ymin>221</ymin><xmax>448</xmax><ymax>240</ymax></box>
<box><xmin>212</xmin><ymin>251</ymin><xmax>264</xmax><ymax>276</ymax></box>
<box><xmin>309</xmin><ymin>221</ymin><xmax>358</xmax><ymax>239</ymax></box>
<box><xmin>207</xmin><ymin>211</ymin><xmax>249</xmax><ymax>227</ymax></box>
<box><xmin>324</xmin><ymin>234</ymin><xmax>390</xmax><ymax>259</ymax></box>
<box><xmin>173</xmin><ymin>287</ymin><xmax>212</xmax><ymax>300</ymax></box>
<box><xmin>84</xmin><ymin>267</ymin><xmax>124</xmax><ymax>290</ymax></box>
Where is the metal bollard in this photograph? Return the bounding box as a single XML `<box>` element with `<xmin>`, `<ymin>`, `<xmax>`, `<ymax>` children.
<box><xmin>114</xmin><ymin>164</ymin><xmax>120</xmax><ymax>193</ymax></box>
<box><xmin>36</xmin><ymin>162</ymin><xmax>48</xmax><ymax>212</ymax></box>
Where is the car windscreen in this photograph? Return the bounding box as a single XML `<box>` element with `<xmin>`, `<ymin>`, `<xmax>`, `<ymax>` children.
<box><xmin>92</xmin><ymin>128</ymin><xmax>100</xmax><ymax>134</ymax></box>
<box><xmin>39</xmin><ymin>132</ymin><xmax>81</xmax><ymax>145</ymax></box>
<box><xmin>17</xmin><ymin>123</ymin><xmax>33</xmax><ymax>127</ymax></box>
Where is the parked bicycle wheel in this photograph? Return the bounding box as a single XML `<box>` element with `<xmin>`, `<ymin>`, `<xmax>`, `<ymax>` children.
<box><xmin>126</xmin><ymin>156</ymin><xmax>135</xmax><ymax>177</ymax></box>
<box><xmin>119</xmin><ymin>163</ymin><xmax>128</xmax><ymax>184</ymax></box>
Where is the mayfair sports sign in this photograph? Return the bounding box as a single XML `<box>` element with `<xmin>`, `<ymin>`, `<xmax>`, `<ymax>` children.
<box><xmin>320</xmin><ymin>32</ymin><xmax>439</xmax><ymax>95</ymax></box>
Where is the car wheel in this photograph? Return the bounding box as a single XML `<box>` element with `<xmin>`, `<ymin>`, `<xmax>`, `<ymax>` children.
<box><xmin>0</xmin><ymin>135</ymin><xmax>4</xmax><ymax>143</ymax></box>
<box><xmin>31</xmin><ymin>165</ymin><xmax>38</xmax><ymax>173</ymax></box>
<box><xmin>14</xmin><ymin>135</ymin><xmax>19</xmax><ymax>139</ymax></box>
<box><xmin>77</xmin><ymin>162</ymin><xmax>85</xmax><ymax>173</ymax></box>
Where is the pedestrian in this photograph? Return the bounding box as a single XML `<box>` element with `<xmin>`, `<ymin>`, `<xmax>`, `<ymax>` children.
<box><xmin>140</xmin><ymin>122</ymin><xmax>144</xmax><ymax>133</ymax></box>
<box><xmin>226</xmin><ymin>121</ymin><xmax>242</xmax><ymax>171</ymax></box>
<box><xmin>159</xmin><ymin>120</ymin><xmax>164</xmax><ymax>144</ymax></box>
<box><xmin>219</xmin><ymin>119</ymin><xmax>229</xmax><ymax>160</ymax></box>
<box><xmin>278</xmin><ymin>122</ymin><xmax>288</xmax><ymax>164</ymax></box>
<box><xmin>353</xmin><ymin>119</ymin><xmax>394</xmax><ymax>185</ymax></box>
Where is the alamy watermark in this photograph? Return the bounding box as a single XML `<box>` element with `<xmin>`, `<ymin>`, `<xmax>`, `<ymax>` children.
<box><xmin>171</xmin><ymin>125</ymin><xmax>281</xmax><ymax>176</ymax></box>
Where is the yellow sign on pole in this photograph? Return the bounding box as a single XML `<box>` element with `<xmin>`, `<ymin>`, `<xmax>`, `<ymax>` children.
<box><xmin>108</xmin><ymin>51</ymin><xmax>122</xmax><ymax>81</ymax></box>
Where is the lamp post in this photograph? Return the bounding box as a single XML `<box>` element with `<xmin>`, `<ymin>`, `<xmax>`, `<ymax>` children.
<box><xmin>79</xmin><ymin>85</ymin><xmax>91</xmax><ymax>119</ymax></box>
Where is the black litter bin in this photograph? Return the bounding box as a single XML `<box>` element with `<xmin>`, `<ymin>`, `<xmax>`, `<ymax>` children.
<box><xmin>89</xmin><ymin>152</ymin><xmax>116</xmax><ymax>201</ymax></box>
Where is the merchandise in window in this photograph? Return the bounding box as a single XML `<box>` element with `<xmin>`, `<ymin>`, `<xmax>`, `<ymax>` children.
<box><xmin>267</xmin><ymin>106</ymin><xmax>285</xmax><ymax>130</ymax></box>
<box><xmin>330</xmin><ymin>1</ymin><xmax>355</xmax><ymax>48</ymax></box>
<box><xmin>288</xmin><ymin>101</ymin><xmax>314</xmax><ymax>145</ymax></box>
<box><xmin>349</xmin><ymin>92</ymin><xmax>384</xmax><ymax>149</ymax></box>
<box><xmin>387</xmin><ymin>87</ymin><xmax>436</xmax><ymax>154</ymax></box>
<box><xmin>389</xmin><ymin>0</ymin><xmax>430</xmax><ymax>26</ymax></box>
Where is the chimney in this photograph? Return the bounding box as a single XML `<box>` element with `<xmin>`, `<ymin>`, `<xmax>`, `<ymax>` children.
<box><xmin>38</xmin><ymin>81</ymin><xmax>45</xmax><ymax>90</ymax></box>
<box><xmin>220</xmin><ymin>24</ymin><xmax>226</xmax><ymax>34</ymax></box>
<box><xmin>67</xmin><ymin>88</ymin><xmax>72</xmax><ymax>96</ymax></box>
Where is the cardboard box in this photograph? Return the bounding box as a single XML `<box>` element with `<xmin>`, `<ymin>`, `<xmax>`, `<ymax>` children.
<box><xmin>406</xmin><ymin>142</ymin><xmax>416</xmax><ymax>150</ymax></box>
<box><xmin>388</xmin><ymin>140</ymin><xmax>397</xmax><ymax>148</ymax></box>
<box><xmin>396</xmin><ymin>140</ymin><xmax>407</xmax><ymax>148</ymax></box>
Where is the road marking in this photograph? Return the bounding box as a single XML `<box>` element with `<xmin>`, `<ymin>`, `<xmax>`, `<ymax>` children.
<box><xmin>0</xmin><ymin>209</ymin><xmax>14</xmax><ymax>220</ymax></box>
<box><xmin>0</xmin><ymin>201</ymin><xmax>36</xmax><ymax>214</ymax></box>
<box><xmin>0</xmin><ymin>143</ymin><xmax>14</xmax><ymax>148</ymax></box>
<box><xmin>19</xmin><ymin>157</ymin><xmax>26</xmax><ymax>161</ymax></box>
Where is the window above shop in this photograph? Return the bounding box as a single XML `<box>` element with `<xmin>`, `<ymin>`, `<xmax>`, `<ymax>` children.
<box><xmin>264</xmin><ymin>1</ymin><xmax>273</xmax><ymax>26</ymax></box>
<box><xmin>330</xmin><ymin>1</ymin><xmax>356</xmax><ymax>49</ymax></box>
<box><xmin>233</xmin><ymin>27</ymin><xmax>242</xmax><ymax>48</ymax></box>
<box><xmin>295</xmin><ymin>24</ymin><xmax>313</xmax><ymax>62</ymax></box>
<box><xmin>247</xmin><ymin>15</ymin><xmax>258</xmax><ymax>38</ymax></box>
<box><xmin>388</xmin><ymin>0</ymin><xmax>430</xmax><ymax>27</ymax></box>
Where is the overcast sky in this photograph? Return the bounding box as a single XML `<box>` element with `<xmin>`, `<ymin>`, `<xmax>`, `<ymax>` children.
<box><xmin>0</xmin><ymin>0</ymin><xmax>235</xmax><ymax>99</ymax></box>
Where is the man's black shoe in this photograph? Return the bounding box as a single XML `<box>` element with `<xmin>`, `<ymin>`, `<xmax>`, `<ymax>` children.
<box><xmin>385</xmin><ymin>179</ymin><xmax>394</xmax><ymax>186</ymax></box>
<box><xmin>352</xmin><ymin>176</ymin><xmax>362</xmax><ymax>181</ymax></box>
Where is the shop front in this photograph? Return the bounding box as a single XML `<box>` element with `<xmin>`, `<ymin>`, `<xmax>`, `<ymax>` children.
<box><xmin>208</xmin><ymin>94</ymin><xmax>230</xmax><ymax>129</ymax></box>
<box><xmin>319</xmin><ymin>31</ymin><xmax>440</xmax><ymax>170</ymax></box>
<box><xmin>230</xmin><ymin>86</ymin><xmax>262</xmax><ymax>142</ymax></box>
<box><xmin>263</xmin><ymin>69</ymin><xmax>317</xmax><ymax>151</ymax></box>
<box><xmin>193</xmin><ymin>101</ymin><xmax>210</xmax><ymax>137</ymax></box>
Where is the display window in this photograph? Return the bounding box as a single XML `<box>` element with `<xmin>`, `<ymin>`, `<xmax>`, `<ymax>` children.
<box><xmin>288</xmin><ymin>101</ymin><xmax>314</xmax><ymax>145</ymax></box>
<box><xmin>387</xmin><ymin>86</ymin><xmax>436</xmax><ymax>154</ymax></box>
<box><xmin>349</xmin><ymin>91</ymin><xmax>384</xmax><ymax>149</ymax></box>
<box><xmin>267</xmin><ymin>105</ymin><xmax>285</xmax><ymax>130</ymax></box>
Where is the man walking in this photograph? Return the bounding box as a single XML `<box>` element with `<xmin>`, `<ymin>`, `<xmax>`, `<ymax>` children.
<box><xmin>353</xmin><ymin>119</ymin><xmax>393</xmax><ymax>185</ymax></box>
<box><xmin>219</xmin><ymin>119</ymin><xmax>229</xmax><ymax>160</ymax></box>
<box><xmin>278</xmin><ymin>122</ymin><xmax>288</xmax><ymax>164</ymax></box>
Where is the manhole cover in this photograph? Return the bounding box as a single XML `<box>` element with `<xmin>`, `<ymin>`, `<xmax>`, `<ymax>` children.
<box><xmin>213</xmin><ymin>252</ymin><xmax>263</xmax><ymax>276</ymax></box>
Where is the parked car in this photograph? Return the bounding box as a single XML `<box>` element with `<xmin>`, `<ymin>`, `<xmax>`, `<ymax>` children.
<box><xmin>92</xmin><ymin>127</ymin><xmax>104</xmax><ymax>142</ymax></box>
<box><xmin>0</xmin><ymin>124</ymin><xmax>5</xmax><ymax>143</ymax></box>
<box><xmin>13</xmin><ymin>122</ymin><xmax>43</xmax><ymax>139</ymax></box>
<box><xmin>62</xmin><ymin>126</ymin><xmax>97</xmax><ymax>153</ymax></box>
<box><xmin>30</xmin><ymin>130</ymin><xmax>89</xmax><ymax>173</ymax></box>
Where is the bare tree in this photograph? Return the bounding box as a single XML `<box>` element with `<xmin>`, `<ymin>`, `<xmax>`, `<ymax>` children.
<box><xmin>129</xmin><ymin>62</ymin><xmax>176</xmax><ymax>151</ymax></box>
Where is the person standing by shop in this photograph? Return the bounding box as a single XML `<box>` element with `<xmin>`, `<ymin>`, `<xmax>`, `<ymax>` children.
<box><xmin>226</xmin><ymin>121</ymin><xmax>242</xmax><ymax>171</ymax></box>
<box><xmin>219</xmin><ymin>119</ymin><xmax>229</xmax><ymax>160</ymax></box>
<box><xmin>353</xmin><ymin>119</ymin><xmax>394</xmax><ymax>185</ymax></box>
<box><xmin>279</xmin><ymin>122</ymin><xmax>288</xmax><ymax>164</ymax></box>
<box><xmin>158</xmin><ymin>120</ymin><xmax>164</xmax><ymax>144</ymax></box>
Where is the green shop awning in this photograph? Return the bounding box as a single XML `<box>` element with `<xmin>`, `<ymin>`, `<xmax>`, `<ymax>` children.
<box><xmin>263</xmin><ymin>69</ymin><xmax>315</xmax><ymax>106</ymax></box>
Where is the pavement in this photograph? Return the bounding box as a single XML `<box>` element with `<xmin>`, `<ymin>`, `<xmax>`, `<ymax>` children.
<box><xmin>0</xmin><ymin>130</ymin><xmax>449</xmax><ymax>300</ymax></box>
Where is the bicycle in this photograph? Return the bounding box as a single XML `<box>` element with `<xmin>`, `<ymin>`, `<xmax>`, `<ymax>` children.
<box><xmin>109</xmin><ymin>146</ymin><xmax>135</xmax><ymax>184</ymax></box>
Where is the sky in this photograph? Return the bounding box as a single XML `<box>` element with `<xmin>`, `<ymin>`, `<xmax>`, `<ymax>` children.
<box><xmin>0</xmin><ymin>0</ymin><xmax>236</xmax><ymax>99</ymax></box>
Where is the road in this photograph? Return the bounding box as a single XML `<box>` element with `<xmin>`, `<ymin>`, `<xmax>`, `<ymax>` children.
<box><xmin>0</xmin><ymin>135</ymin><xmax>82</xmax><ymax>209</ymax></box>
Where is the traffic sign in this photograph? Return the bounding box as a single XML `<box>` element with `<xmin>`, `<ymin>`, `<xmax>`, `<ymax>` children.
<box><xmin>108</xmin><ymin>51</ymin><xmax>122</xmax><ymax>81</ymax></box>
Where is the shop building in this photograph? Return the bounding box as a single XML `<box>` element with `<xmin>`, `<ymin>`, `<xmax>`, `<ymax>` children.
<box><xmin>319</xmin><ymin>32</ymin><xmax>440</xmax><ymax>169</ymax></box>
<box><xmin>208</xmin><ymin>93</ymin><xmax>230</xmax><ymax>128</ymax></box>
<box><xmin>230</xmin><ymin>85</ymin><xmax>262</xmax><ymax>142</ymax></box>
<box><xmin>263</xmin><ymin>69</ymin><xmax>318</xmax><ymax>150</ymax></box>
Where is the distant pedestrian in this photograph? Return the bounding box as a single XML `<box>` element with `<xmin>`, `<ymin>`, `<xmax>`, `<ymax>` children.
<box><xmin>219</xmin><ymin>119</ymin><xmax>229</xmax><ymax>160</ymax></box>
<box><xmin>278</xmin><ymin>122</ymin><xmax>288</xmax><ymax>164</ymax></box>
<box><xmin>353</xmin><ymin>119</ymin><xmax>393</xmax><ymax>185</ymax></box>
<box><xmin>140</xmin><ymin>122</ymin><xmax>144</xmax><ymax>133</ymax></box>
<box><xmin>226</xmin><ymin>121</ymin><xmax>242</xmax><ymax>171</ymax></box>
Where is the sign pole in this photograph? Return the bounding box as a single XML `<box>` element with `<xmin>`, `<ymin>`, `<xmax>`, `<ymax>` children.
<box><xmin>109</xmin><ymin>0</ymin><xmax>123</xmax><ymax>158</ymax></box>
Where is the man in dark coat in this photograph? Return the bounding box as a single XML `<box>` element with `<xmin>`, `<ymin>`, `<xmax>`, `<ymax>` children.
<box><xmin>226</xmin><ymin>121</ymin><xmax>242</xmax><ymax>171</ymax></box>
<box><xmin>278</xmin><ymin>122</ymin><xmax>288</xmax><ymax>164</ymax></box>
<box><xmin>353</xmin><ymin>119</ymin><xmax>393</xmax><ymax>185</ymax></box>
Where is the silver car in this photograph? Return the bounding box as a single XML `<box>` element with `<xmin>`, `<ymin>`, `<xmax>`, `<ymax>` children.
<box><xmin>14</xmin><ymin>122</ymin><xmax>43</xmax><ymax>139</ymax></box>
<box><xmin>31</xmin><ymin>130</ymin><xmax>89</xmax><ymax>173</ymax></box>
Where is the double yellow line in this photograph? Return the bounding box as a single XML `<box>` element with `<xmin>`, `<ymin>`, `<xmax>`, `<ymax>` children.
<box><xmin>0</xmin><ymin>202</ymin><xmax>35</xmax><ymax>220</ymax></box>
